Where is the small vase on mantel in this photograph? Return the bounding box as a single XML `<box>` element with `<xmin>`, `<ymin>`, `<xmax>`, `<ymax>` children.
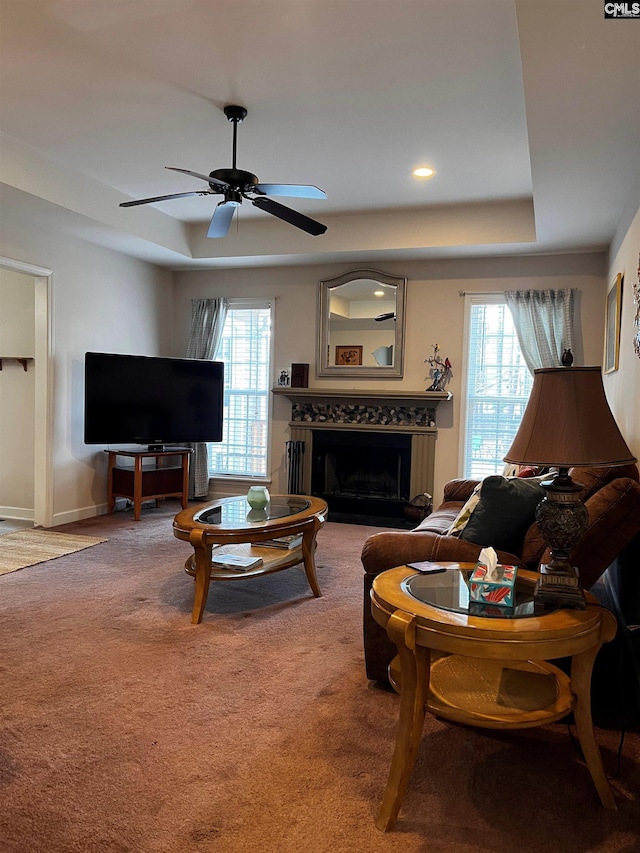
<box><xmin>247</xmin><ymin>485</ymin><xmax>270</xmax><ymax>510</ymax></box>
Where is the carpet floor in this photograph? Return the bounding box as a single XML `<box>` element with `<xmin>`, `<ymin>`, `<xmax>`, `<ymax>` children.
<box><xmin>1</xmin><ymin>503</ymin><xmax>638</xmax><ymax>853</ymax></box>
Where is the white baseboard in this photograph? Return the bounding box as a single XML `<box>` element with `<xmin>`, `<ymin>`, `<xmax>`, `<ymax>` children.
<box><xmin>0</xmin><ymin>505</ymin><xmax>34</xmax><ymax>522</ymax></box>
<box><xmin>50</xmin><ymin>503</ymin><xmax>110</xmax><ymax>527</ymax></box>
<box><xmin>49</xmin><ymin>497</ymin><xmax>177</xmax><ymax>527</ymax></box>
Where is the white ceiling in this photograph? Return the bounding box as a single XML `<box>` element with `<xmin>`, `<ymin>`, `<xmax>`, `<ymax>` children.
<box><xmin>0</xmin><ymin>0</ymin><xmax>638</xmax><ymax>269</ymax></box>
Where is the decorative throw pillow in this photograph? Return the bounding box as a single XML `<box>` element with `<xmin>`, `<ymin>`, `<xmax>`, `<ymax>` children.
<box><xmin>446</xmin><ymin>483</ymin><xmax>483</xmax><ymax>537</ymax></box>
<box><xmin>517</xmin><ymin>465</ymin><xmax>543</xmax><ymax>478</ymax></box>
<box><xmin>459</xmin><ymin>475</ymin><xmax>547</xmax><ymax>555</ymax></box>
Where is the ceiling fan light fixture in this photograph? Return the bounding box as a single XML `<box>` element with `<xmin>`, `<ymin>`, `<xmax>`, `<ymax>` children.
<box><xmin>413</xmin><ymin>166</ymin><xmax>435</xmax><ymax>179</ymax></box>
<box><xmin>224</xmin><ymin>189</ymin><xmax>243</xmax><ymax>206</ymax></box>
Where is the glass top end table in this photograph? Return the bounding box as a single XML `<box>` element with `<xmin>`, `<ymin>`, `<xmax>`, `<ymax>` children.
<box><xmin>402</xmin><ymin>565</ymin><xmax>555</xmax><ymax>619</ymax></box>
<box><xmin>371</xmin><ymin>563</ymin><xmax>618</xmax><ymax>831</ymax></box>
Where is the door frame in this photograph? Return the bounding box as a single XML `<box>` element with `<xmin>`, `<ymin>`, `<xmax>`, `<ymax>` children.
<box><xmin>0</xmin><ymin>256</ymin><xmax>54</xmax><ymax>527</ymax></box>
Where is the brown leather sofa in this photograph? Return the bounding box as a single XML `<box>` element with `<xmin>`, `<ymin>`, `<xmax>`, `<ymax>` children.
<box><xmin>361</xmin><ymin>464</ymin><xmax>640</xmax><ymax>682</ymax></box>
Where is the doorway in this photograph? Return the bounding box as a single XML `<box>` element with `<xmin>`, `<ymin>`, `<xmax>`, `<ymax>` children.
<box><xmin>0</xmin><ymin>256</ymin><xmax>53</xmax><ymax>527</ymax></box>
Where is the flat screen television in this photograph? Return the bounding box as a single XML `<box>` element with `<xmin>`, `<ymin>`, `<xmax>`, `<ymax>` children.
<box><xmin>84</xmin><ymin>352</ymin><xmax>224</xmax><ymax>449</ymax></box>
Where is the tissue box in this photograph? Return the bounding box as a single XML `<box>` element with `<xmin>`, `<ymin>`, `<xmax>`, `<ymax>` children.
<box><xmin>469</xmin><ymin>562</ymin><xmax>517</xmax><ymax>608</ymax></box>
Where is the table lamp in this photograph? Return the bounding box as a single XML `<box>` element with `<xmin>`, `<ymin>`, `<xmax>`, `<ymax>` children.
<box><xmin>504</xmin><ymin>366</ymin><xmax>636</xmax><ymax>607</ymax></box>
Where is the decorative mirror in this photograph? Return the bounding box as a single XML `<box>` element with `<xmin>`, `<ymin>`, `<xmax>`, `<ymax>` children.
<box><xmin>316</xmin><ymin>269</ymin><xmax>406</xmax><ymax>378</ymax></box>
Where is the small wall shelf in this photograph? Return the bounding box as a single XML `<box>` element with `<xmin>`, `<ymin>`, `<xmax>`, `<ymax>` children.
<box><xmin>0</xmin><ymin>357</ymin><xmax>33</xmax><ymax>371</ymax></box>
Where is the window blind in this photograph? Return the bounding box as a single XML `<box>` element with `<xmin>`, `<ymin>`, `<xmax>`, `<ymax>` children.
<box><xmin>208</xmin><ymin>305</ymin><xmax>271</xmax><ymax>477</ymax></box>
<box><xmin>463</xmin><ymin>302</ymin><xmax>532</xmax><ymax>479</ymax></box>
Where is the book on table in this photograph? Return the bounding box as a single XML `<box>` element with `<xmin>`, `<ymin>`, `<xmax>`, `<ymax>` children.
<box><xmin>210</xmin><ymin>553</ymin><xmax>264</xmax><ymax>571</ymax></box>
<box><xmin>258</xmin><ymin>534</ymin><xmax>303</xmax><ymax>550</ymax></box>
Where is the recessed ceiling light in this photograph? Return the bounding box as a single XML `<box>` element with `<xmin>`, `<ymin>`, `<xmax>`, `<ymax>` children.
<box><xmin>413</xmin><ymin>166</ymin><xmax>435</xmax><ymax>178</ymax></box>
<box><xmin>374</xmin><ymin>290</ymin><xmax>385</xmax><ymax>297</ymax></box>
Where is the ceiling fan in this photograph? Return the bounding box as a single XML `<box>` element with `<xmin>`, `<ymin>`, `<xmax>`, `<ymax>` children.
<box><xmin>119</xmin><ymin>105</ymin><xmax>327</xmax><ymax>238</ymax></box>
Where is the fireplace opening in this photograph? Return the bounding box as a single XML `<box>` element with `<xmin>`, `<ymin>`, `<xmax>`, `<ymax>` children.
<box><xmin>311</xmin><ymin>429</ymin><xmax>411</xmax><ymax>522</ymax></box>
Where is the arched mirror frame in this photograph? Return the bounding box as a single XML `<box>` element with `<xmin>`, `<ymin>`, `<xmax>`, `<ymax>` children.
<box><xmin>316</xmin><ymin>269</ymin><xmax>407</xmax><ymax>379</ymax></box>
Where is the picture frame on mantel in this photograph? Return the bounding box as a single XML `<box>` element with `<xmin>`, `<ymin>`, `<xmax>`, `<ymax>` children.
<box><xmin>335</xmin><ymin>345</ymin><xmax>363</xmax><ymax>366</ymax></box>
<box><xmin>604</xmin><ymin>273</ymin><xmax>623</xmax><ymax>374</ymax></box>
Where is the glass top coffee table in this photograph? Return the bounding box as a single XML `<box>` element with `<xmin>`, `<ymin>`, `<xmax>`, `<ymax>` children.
<box><xmin>371</xmin><ymin>562</ymin><xmax>618</xmax><ymax>831</ymax></box>
<box><xmin>173</xmin><ymin>494</ymin><xmax>328</xmax><ymax>623</ymax></box>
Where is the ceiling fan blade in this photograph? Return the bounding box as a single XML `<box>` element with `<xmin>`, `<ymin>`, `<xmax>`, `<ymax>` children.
<box><xmin>165</xmin><ymin>167</ymin><xmax>229</xmax><ymax>192</ymax></box>
<box><xmin>119</xmin><ymin>191</ymin><xmax>206</xmax><ymax>208</ymax></box>
<box><xmin>251</xmin><ymin>196</ymin><xmax>327</xmax><ymax>236</ymax></box>
<box><xmin>207</xmin><ymin>202</ymin><xmax>237</xmax><ymax>238</ymax></box>
<box><xmin>254</xmin><ymin>183</ymin><xmax>327</xmax><ymax>199</ymax></box>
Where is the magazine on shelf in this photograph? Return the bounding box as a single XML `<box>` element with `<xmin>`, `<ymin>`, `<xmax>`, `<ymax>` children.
<box><xmin>259</xmin><ymin>534</ymin><xmax>303</xmax><ymax>550</ymax></box>
<box><xmin>211</xmin><ymin>554</ymin><xmax>264</xmax><ymax>571</ymax></box>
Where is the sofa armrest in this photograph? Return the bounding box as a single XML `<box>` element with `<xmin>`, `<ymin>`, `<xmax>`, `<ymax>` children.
<box><xmin>361</xmin><ymin>530</ymin><xmax>523</xmax><ymax>577</ymax></box>
<box><xmin>570</xmin><ymin>478</ymin><xmax>640</xmax><ymax>590</ymax></box>
<box><xmin>442</xmin><ymin>478</ymin><xmax>481</xmax><ymax>503</ymax></box>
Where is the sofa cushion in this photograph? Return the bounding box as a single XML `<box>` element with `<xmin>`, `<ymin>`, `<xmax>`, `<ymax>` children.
<box><xmin>414</xmin><ymin>505</ymin><xmax>461</xmax><ymax>534</ymax></box>
<box><xmin>459</xmin><ymin>475</ymin><xmax>546</xmax><ymax>554</ymax></box>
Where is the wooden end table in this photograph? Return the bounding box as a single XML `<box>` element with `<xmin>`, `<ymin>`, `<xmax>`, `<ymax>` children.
<box><xmin>173</xmin><ymin>494</ymin><xmax>328</xmax><ymax>624</ymax></box>
<box><xmin>371</xmin><ymin>562</ymin><xmax>618</xmax><ymax>832</ymax></box>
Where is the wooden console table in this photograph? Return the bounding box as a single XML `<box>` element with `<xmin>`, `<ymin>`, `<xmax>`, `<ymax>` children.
<box><xmin>105</xmin><ymin>448</ymin><xmax>191</xmax><ymax>521</ymax></box>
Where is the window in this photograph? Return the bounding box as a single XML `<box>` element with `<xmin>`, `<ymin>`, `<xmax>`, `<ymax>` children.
<box><xmin>461</xmin><ymin>295</ymin><xmax>533</xmax><ymax>479</ymax></box>
<box><xmin>208</xmin><ymin>301</ymin><xmax>272</xmax><ymax>478</ymax></box>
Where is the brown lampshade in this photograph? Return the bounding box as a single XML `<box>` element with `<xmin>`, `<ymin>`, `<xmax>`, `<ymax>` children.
<box><xmin>504</xmin><ymin>366</ymin><xmax>636</xmax><ymax>468</ymax></box>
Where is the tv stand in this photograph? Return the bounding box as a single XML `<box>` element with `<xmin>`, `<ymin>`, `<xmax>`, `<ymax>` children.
<box><xmin>105</xmin><ymin>448</ymin><xmax>192</xmax><ymax>521</ymax></box>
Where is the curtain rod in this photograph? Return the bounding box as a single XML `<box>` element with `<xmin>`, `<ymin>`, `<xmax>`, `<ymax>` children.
<box><xmin>458</xmin><ymin>288</ymin><xmax>580</xmax><ymax>297</ymax></box>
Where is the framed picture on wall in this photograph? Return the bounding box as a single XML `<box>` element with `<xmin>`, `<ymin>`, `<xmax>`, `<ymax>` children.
<box><xmin>604</xmin><ymin>272</ymin><xmax>623</xmax><ymax>374</ymax></box>
<box><xmin>335</xmin><ymin>345</ymin><xmax>363</xmax><ymax>366</ymax></box>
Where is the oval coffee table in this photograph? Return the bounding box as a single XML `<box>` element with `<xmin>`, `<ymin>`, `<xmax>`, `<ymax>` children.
<box><xmin>173</xmin><ymin>494</ymin><xmax>328</xmax><ymax>623</ymax></box>
<box><xmin>371</xmin><ymin>563</ymin><xmax>618</xmax><ymax>831</ymax></box>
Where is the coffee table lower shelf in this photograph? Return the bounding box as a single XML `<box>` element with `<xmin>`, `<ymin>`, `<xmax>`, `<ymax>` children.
<box><xmin>183</xmin><ymin>542</ymin><xmax>304</xmax><ymax>581</ymax></box>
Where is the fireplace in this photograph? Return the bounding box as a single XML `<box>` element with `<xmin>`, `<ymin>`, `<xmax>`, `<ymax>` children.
<box><xmin>311</xmin><ymin>429</ymin><xmax>411</xmax><ymax>520</ymax></box>
<box><xmin>276</xmin><ymin>386</ymin><xmax>449</xmax><ymax>525</ymax></box>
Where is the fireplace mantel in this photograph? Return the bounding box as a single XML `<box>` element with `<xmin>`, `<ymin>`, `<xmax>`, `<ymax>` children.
<box><xmin>271</xmin><ymin>387</ymin><xmax>452</xmax><ymax>405</ymax></box>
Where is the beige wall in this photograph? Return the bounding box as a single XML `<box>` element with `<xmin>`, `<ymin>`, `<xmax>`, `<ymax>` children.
<box><xmin>605</xmin><ymin>204</ymin><xmax>640</xmax><ymax>462</ymax></box>
<box><xmin>0</xmin><ymin>268</ymin><xmax>36</xmax><ymax>515</ymax></box>
<box><xmin>0</xmin><ymin>268</ymin><xmax>35</xmax><ymax>356</ymax></box>
<box><xmin>174</xmin><ymin>252</ymin><xmax>607</xmax><ymax>502</ymax></box>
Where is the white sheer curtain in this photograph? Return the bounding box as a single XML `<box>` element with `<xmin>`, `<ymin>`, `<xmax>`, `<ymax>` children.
<box><xmin>185</xmin><ymin>298</ymin><xmax>228</xmax><ymax>498</ymax></box>
<box><xmin>504</xmin><ymin>288</ymin><xmax>575</xmax><ymax>373</ymax></box>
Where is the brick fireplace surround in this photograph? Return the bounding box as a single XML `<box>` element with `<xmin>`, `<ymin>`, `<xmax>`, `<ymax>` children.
<box><xmin>273</xmin><ymin>388</ymin><xmax>451</xmax><ymax>522</ymax></box>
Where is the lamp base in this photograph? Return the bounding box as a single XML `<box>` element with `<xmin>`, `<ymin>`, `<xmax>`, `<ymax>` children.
<box><xmin>535</xmin><ymin>564</ymin><xmax>586</xmax><ymax>609</ymax></box>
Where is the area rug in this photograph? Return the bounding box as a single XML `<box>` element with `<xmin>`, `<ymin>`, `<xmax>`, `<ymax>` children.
<box><xmin>0</xmin><ymin>529</ymin><xmax>107</xmax><ymax>575</ymax></box>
